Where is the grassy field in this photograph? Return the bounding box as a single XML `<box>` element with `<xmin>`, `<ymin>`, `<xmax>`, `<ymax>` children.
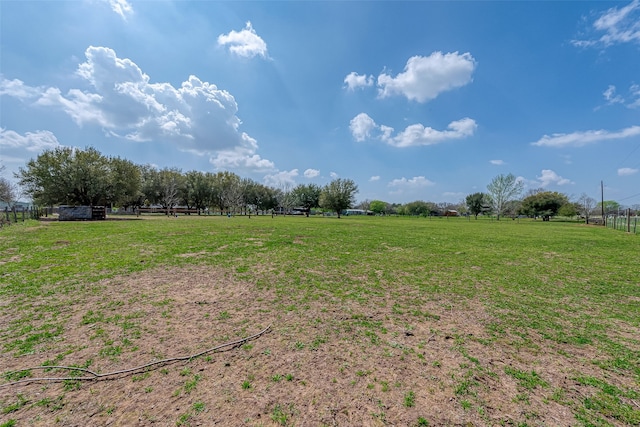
<box><xmin>0</xmin><ymin>215</ymin><xmax>638</xmax><ymax>426</ymax></box>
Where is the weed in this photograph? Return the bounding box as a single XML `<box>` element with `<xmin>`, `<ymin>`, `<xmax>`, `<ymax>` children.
<box><xmin>132</xmin><ymin>372</ymin><xmax>151</xmax><ymax>382</ymax></box>
<box><xmin>504</xmin><ymin>367</ymin><xmax>548</xmax><ymax>390</ymax></box>
<box><xmin>271</xmin><ymin>403</ymin><xmax>295</xmax><ymax>425</ymax></box>
<box><xmin>1</xmin><ymin>394</ymin><xmax>28</xmax><ymax>414</ymax></box>
<box><xmin>3</xmin><ymin>370</ymin><xmax>31</xmax><ymax>382</ymax></box>
<box><xmin>242</xmin><ymin>380</ymin><xmax>251</xmax><ymax>389</ymax></box>
<box><xmin>184</xmin><ymin>375</ymin><xmax>201</xmax><ymax>394</ymax></box>
<box><xmin>176</xmin><ymin>412</ymin><xmax>191</xmax><ymax>426</ymax></box>
<box><xmin>404</xmin><ymin>390</ymin><xmax>416</xmax><ymax>407</ymax></box>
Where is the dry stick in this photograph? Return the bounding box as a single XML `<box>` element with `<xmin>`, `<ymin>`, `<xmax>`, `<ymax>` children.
<box><xmin>1</xmin><ymin>325</ymin><xmax>271</xmax><ymax>388</ymax></box>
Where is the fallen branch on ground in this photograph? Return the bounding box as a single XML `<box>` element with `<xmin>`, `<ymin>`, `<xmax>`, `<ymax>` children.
<box><xmin>1</xmin><ymin>325</ymin><xmax>271</xmax><ymax>388</ymax></box>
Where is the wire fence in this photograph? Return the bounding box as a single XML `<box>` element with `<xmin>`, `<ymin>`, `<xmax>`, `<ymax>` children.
<box><xmin>605</xmin><ymin>212</ymin><xmax>638</xmax><ymax>235</ymax></box>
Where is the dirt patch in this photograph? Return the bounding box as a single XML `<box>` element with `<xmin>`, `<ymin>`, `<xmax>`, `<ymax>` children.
<box><xmin>0</xmin><ymin>266</ymin><xmax>636</xmax><ymax>426</ymax></box>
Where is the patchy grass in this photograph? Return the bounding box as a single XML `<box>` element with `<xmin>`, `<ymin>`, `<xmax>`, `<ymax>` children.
<box><xmin>0</xmin><ymin>215</ymin><xmax>638</xmax><ymax>425</ymax></box>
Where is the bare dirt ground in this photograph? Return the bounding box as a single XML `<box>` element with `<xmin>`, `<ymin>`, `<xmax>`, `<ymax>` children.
<box><xmin>0</xmin><ymin>265</ymin><xmax>635</xmax><ymax>426</ymax></box>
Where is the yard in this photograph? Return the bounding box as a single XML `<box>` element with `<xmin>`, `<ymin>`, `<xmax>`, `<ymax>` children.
<box><xmin>0</xmin><ymin>215</ymin><xmax>638</xmax><ymax>426</ymax></box>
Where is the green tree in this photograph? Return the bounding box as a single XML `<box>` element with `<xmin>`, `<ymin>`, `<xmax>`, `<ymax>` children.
<box><xmin>291</xmin><ymin>183</ymin><xmax>321</xmax><ymax>216</ymax></box>
<box><xmin>597</xmin><ymin>200</ymin><xmax>621</xmax><ymax>216</ymax></box>
<box><xmin>369</xmin><ymin>200</ymin><xmax>388</xmax><ymax>215</ymax></box>
<box><xmin>519</xmin><ymin>191</ymin><xmax>569</xmax><ymax>219</ymax></box>
<box><xmin>402</xmin><ymin>200</ymin><xmax>437</xmax><ymax>217</ymax></box>
<box><xmin>486</xmin><ymin>173</ymin><xmax>524</xmax><ymax>220</ymax></box>
<box><xmin>17</xmin><ymin>146</ymin><xmax>124</xmax><ymax>206</ymax></box>
<box><xmin>558</xmin><ymin>202</ymin><xmax>578</xmax><ymax>218</ymax></box>
<box><xmin>211</xmin><ymin>171</ymin><xmax>241</xmax><ymax>214</ymax></box>
<box><xmin>319</xmin><ymin>178</ymin><xmax>358</xmax><ymax>218</ymax></box>
<box><xmin>465</xmin><ymin>192</ymin><xmax>486</xmax><ymax>219</ymax></box>
<box><xmin>183</xmin><ymin>171</ymin><xmax>211</xmax><ymax>212</ymax></box>
<box><xmin>108</xmin><ymin>157</ymin><xmax>141</xmax><ymax>209</ymax></box>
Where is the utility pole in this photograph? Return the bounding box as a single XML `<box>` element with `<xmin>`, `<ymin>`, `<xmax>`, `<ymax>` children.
<box><xmin>601</xmin><ymin>180</ymin><xmax>605</xmax><ymax>226</ymax></box>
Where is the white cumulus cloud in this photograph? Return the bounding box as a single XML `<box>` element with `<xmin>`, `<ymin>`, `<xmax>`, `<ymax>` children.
<box><xmin>377</xmin><ymin>52</ymin><xmax>476</xmax><ymax>103</ymax></box>
<box><xmin>385</xmin><ymin>118</ymin><xmax>477</xmax><ymax>148</ymax></box>
<box><xmin>490</xmin><ymin>159</ymin><xmax>505</xmax><ymax>165</ymax></box>
<box><xmin>536</xmin><ymin>170</ymin><xmax>574</xmax><ymax>187</ymax></box>
<box><xmin>0</xmin><ymin>128</ymin><xmax>61</xmax><ymax>152</ymax></box>
<box><xmin>343</xmin><ymin>72</ymin><xmax>374</xmax><ymax>91</ymax></box>
<box><xmin>349</xmin><ymin>113</ymin><xmax>476</xmax><ymax>147</ymax></box>
<box><xmin>369</xmin><ymin>176</ymin><xmax>380</xmax><ymax>182</ymax></box>
<box><xmin>388</xmin><ymin>176</ymin><xmax>435</xmax><ymax>189</ymax></box>
<box><xmin>2</xmin><ymin>46</ymin><xmax>274</xmax><ymax>173</ymax></box>
<box><xmin>618</xmin><ymin>167</ymin><xmax>639</xmax><ymax>176</ymax></box>
<box><xmin>349</xmin><ymin>113</ymin><xmax>378</xmax><ymax>142</ymax></box>
<box><xmin>303</xmin><ymin>168</ymin><xmax>320</xmax><ymax>178</ymax></box>
<box><xmin>531</xmin><ymin>125</ymin><xmax>640</xmax><ymax>147</ymax></box>
<box><xmin>263</xmin><ymin>169</ymin><xmax>299</xmax><ymax>187</ymax></box>
<box><xmin>217</xmin><ymin>21</ymin><xmax>268</xmax><ymax>59</ymax></box>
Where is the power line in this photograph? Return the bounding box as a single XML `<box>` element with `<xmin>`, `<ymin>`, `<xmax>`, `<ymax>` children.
<box><xmin>618</xmin><ymin>191</ymin><xmax>640</xmax><ymax>202</ymax></box>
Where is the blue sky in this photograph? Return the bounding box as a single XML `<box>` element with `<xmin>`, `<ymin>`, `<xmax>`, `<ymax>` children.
<box><xmin>1</xmin><ymin>0</ymin><xmax>639</xmax><ymax>205</ymax></box>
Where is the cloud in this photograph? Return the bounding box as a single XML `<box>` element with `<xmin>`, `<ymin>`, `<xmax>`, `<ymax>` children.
<box><xmin>329</xmin><ymin>172</ymin><xmax>338</xmax><ymax>179</ymax></box>
<box><xmin>0</xmin><ymin>128</ymin><xmax>61</xmax><ymax>152</ymax></box>
<box><xmin>369</xmin><ymin>176</ymin><xmax>380</xmax><ymax>182</ymax></box>
<box><xmin>536</xmin><ymin>169</ymin><xmax>574</xmax><ymax>187</ymax></box>
<box><xmin>388</xmin><ymin>176</ymin><xmax>435</xmax><ymax>189</ymax></box>
<box><xmin>377</xmin><ymin>52</ymin><xmax>476</xmax><ymax>102</ymax></box>
<box><xmin>2</xmin><ymin>46</ymin><xmax>274</xmax><ymax>173</ymax></box>
<box><xmin>531</xmin><ymin>125</ymin><xmax>640</xmax><ymax>147</ymax></box>
<box><xmin>618</xmin><ymin>167</ymin><xmax>639</xmax><ymax>176</ymax></box>
<box><xmin>490</xmin><ymin>159</ymin><xmax>505</xmax><ymax>165</ymax></box>
<box><xmin>343</xmin><ymin>72</ymin><xmax>374</xmax><ymax>91</ymax></box>
<box><xmin>349</xmin><ymin>113</ymin><xmax>377</xmax><ymax>142</ymax></box>
<box><xmin>104</xmin><ymin>0</ymin><xmax>133</xmax><ymax>20</ymax></box>
<box><xmin>217</xmin><ymin>21</ymin><xmax>268</xmax><ymax>59</ymax></box>
<box><xmin>303</xmin><ymin>168</ymin><xmax>320</xmax><ymax>178</ymax></box>
<box><xmin>349</xmin><ymin>113</ymin><xmax>476</xmax><ymax>147</ymax></box>
<box><xmin>0</xmin><ymin>78</ymin><xmax>43</xmax><ymax>99</ymax></box>
<box><xmin>209</xmin><ymin>148</ymin><xmax>275</xmax><ymax>173</ymax></box>
<box><xmin>386</xmin><ymin>118</ymin><xmax>477</xmax><ymax>147</ymax></box>
<box><xmin>263</xmin><ymin>169</ymin><xmax>299</xmax><ymax>187</ymax></box>
<box><xmin>603</xmin><ymin>85</ymin><xmax>624</xmax><ymax>105</ymax></box>
<box><xmin>572</xmin><ymin>0</ymin><xmax>640</xmax><ymax>47</ymax></box>
<box><xmin>597</xmin><ymin>84</ymin><xmax>640</xmax><ymax>109</ymax></box>
<box><xmin>627</xmin><ymin>84</ymin><xmax>640</xmax><ymax>108</ymax></box>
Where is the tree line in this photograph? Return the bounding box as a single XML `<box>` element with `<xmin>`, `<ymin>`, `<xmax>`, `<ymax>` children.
<box><xmin>6</xmin><ymin>147</ymin><xmax>634</xmax><ymax>221</ymax></box>
<box><xmin>13</xmin><ymin>147</ymin><xmax>358</xmax><ymax>217</ymax></box>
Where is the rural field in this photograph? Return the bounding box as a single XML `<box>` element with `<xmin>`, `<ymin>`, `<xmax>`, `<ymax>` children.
<box><xmin>0</xmin><ymin>215</ymin><xmax>638</xmax><ymax>427</ymax></box>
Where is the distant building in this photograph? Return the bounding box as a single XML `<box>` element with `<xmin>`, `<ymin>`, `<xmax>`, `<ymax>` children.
<box><xmin>342</xmin><ymin>209</ymin><xmax>374</xmax><ymax>216</ymax></box>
